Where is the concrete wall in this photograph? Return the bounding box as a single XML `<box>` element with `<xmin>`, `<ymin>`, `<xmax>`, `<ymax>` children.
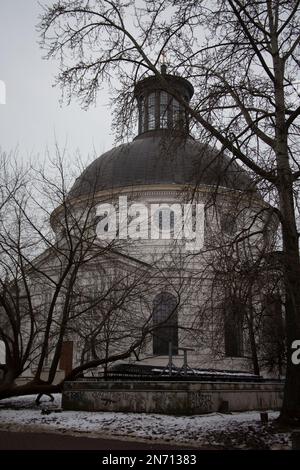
<box><xmin>63</xmin><ymin>380</ymin><xmax>284</xmax><ymax>415</ymax></box>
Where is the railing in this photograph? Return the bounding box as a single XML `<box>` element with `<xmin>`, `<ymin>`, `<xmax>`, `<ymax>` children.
<box><xmin>74</xmin><ymin>367</ymin><xmax>271</xmax><ymax>383</ymax></box>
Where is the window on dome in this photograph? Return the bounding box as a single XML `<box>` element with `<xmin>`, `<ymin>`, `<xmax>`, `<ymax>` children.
<box><xmin>148</xmin><ymin>92</ymin><xmax>156</xmax><ymax>130</ymax></box>
<box><xmin>160</xmin><ymin>91</ymin><xmax>169</xmax><ymax>128</ymax></box>
<box><xmin>153</xmin><ymin>292</ymin><xmax>178</xmax><ymax>355</ymax></box>
<box><xmin>173</xmin><ymin>98</ymin><xmax>182</xmax><ymax>128</ymax></box>
<box><xmin>138</xmin><ymin>96</ymin><xmax>145</xmax><ymax>133</ymax></box>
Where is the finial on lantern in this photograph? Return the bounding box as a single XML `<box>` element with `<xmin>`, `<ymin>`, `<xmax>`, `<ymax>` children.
<box><xmin>160</xmin><ymin>51</ymin><xmax>167</xmax><ymax>75</ymax></box>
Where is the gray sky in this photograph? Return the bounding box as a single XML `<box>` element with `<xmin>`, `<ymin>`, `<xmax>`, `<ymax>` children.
<box><xmin>0</xmin><ymin>0</ymin><xmax>114</xmax><ymax>162</ymax></box>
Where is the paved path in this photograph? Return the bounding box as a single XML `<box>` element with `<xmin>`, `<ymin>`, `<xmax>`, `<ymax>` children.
<box><xmin>0</xmin><ymin>430</ymin><xmax>194</xmax><ymax>450</ymax></box>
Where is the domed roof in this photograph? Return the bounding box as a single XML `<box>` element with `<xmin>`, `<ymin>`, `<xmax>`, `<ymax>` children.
<box><xmin>69</xmin><ymin>133</ymin><xmax>254</xmax><ymax>199</ymax></box>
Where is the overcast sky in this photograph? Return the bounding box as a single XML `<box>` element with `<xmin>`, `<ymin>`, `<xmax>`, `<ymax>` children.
<box><xmin>0</xmin><ymin>0</ymin><xmax>114</xmax><ymax>163</ymax></box>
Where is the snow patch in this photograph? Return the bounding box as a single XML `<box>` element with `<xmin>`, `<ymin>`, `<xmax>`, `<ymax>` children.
<box><xmin>0</xmin><ymin>394</ymin><xmax>291</xmax><ymax>449</ymax></box>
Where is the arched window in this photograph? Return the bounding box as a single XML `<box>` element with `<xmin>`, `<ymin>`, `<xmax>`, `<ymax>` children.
<box><xmin>153</xmin><ymin>292</ymin><xmax>178</xmax><ymax>355</ymax></box>
<box><xmin>221</xmin><ymin>213</ymin><xmax>237</xmax><ymax>235</ymax></box>
<box><xmin>263</xmin><ymin>295</ymin><xmax>283</xmax><ymax>337</ymax></box>
<box><xmin>262</xmin><ymin>294</ymin><xmax>285</xmax><ymax>370</ymax></box>
<box><xmin>224</xmin><ymin>299</ymin><xmax>244</xmax><ymax>357</ymax></box>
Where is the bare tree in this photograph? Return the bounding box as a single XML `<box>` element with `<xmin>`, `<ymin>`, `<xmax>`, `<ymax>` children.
<box><xmin>38</xmin><ymin>0</ymin><xmax>300</xmax><ymax>424</ymax></box>
<box><xmin>205</xmin><ymin>218</ymin><xmax>285</xmax><ymax>377</ymax></box>
<box><xmin>0</xmin><ymin>149</ymin><xmax>154</xmax><ymax>397</ymax></box>
<box><xmin>0</xmin><ymin>147</ymin><xmax>196</xmax><ymax>398</ymax></box>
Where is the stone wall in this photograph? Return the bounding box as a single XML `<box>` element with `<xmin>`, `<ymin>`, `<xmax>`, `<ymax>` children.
<box><xmin>62</xmin><ymin>380</ymin><xmax>283</xmax><ymax>415</ymax></box>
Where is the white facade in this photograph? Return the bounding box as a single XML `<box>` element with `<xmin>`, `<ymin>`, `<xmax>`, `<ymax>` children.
<box><xmin>3</xmin><ymin>72</ymin><xmax>283</xmax><ymax>384</ymax></box>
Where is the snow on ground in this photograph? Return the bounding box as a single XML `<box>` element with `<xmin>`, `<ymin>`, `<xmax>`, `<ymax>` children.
<box><xmin>0</xmin><ymin>394</ymin><xmax>291</xmax><ymax>449</ymax></box>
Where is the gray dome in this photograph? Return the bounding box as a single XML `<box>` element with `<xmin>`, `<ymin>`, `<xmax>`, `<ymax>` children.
<box><xmin>69</xmin><ymin>133</ymin><xmax>254</xmax><ymax>198</ymax></box>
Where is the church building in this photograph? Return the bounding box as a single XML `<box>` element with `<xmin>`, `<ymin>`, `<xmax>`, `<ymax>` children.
<box><xmin>5</xmin><ymin>68</ymin><xmax>284</xmax><ymax>383</ymax></box>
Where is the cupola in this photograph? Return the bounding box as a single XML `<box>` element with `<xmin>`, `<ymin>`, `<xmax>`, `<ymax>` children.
<box><xmin>134</xmin><ymin>66</ymin><xmax>194</xmax><ymax>137</ymax></box>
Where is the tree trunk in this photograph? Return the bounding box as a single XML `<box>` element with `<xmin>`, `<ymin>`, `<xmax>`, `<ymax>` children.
<box><xmin>0</xmin><ymin>382</ymin><xmax>60</xmax><ymax>400</ymax></box>
<box><xmin>275</xmin><ymin>131</ymin><xmax>300</xmax><ymax>422</ymax></box>
<box><xmin>279</xmin><ymin>209</ymin><xmax>300</xmax><ymax>423</ymax></box>
<box><xmin>272</xmin><ymin>47</ymin><xmax>300</xmax><ymax>423</ymax></box>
